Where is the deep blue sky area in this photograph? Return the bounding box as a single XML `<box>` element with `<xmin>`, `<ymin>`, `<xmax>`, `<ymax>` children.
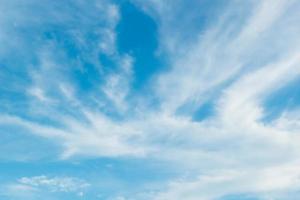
<box><xmin>117</xmin><ymin>2</ymin><xmax>162</xmax><ymax>90</ymax></box>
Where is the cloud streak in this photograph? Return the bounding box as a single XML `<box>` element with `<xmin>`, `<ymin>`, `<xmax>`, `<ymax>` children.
<box><xmin>1</xmin><ymin>0</ymin><xmax>300</xmax><ymax>199</ymax></box>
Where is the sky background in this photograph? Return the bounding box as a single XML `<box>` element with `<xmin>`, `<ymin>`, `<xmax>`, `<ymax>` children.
<box><xmin>1</xmin><ymin>0</ymin><xmax>300</xmax><ymax>199</ymax></box>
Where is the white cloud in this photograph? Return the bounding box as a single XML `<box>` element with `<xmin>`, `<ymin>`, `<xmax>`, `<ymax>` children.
<box><xmin>1</xmin><ymin>175</ymin><xmax>89</xmax><ymax>199</ymax></box>
<box><xmin>153</xmin><ymin>162</ymin><xmax>300</xmax><ymax>200</ymax></box>
<box><xmin>102</xmin><ymin>55</ymin><xmax>134</xmax><ymax>112</ymax></box>
<box><xmin>18</xmin><ymin>175</ymin><xmax>90</xmax><ymax>193</ymax></box>
<box><xmin>1</xmin><ymin>0</ymin><xmax>300</xmax><ymax>199</ymax></box>
<box><xmin>136</xmin><ymin>0</ymin><xmax>300</xmax><ymax>114</ymax></box>
<box><xmin>28</xmin><ymin>86</ymin><xmax>51</xmax><ymax>103</ymax></box>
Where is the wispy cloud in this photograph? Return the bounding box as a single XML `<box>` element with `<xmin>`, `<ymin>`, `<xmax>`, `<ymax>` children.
<box><xmin>1</xmin><ymin>175</ymin><xmax>89</xmax><ymax>199</ymax></box>
<box><xmin>18</xmin><ymin>175</ymin><xmax>89</xmax><ymax>193</ymax></box>
<box><xmin>1</xmin><ymin>0</ymin><xmax>300</xmax><ymax>199</ymax></box>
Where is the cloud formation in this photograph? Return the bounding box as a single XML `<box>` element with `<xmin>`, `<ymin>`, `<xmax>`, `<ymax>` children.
<box><xmin>1</xmin><ymin>0</ymin><xmax>300</xmax><ymax>199</ymax></box>
<box><xmin>18</xmin><ymin>175</ymin><xmax>89</xmax><ymax>193</ymax></box>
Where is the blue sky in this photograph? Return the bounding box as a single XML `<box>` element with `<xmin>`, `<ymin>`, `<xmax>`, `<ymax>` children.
<box><xmin>1</xmin><ymin>0</ymin><xmax>300</xmax><ymax>199</ymax></box>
